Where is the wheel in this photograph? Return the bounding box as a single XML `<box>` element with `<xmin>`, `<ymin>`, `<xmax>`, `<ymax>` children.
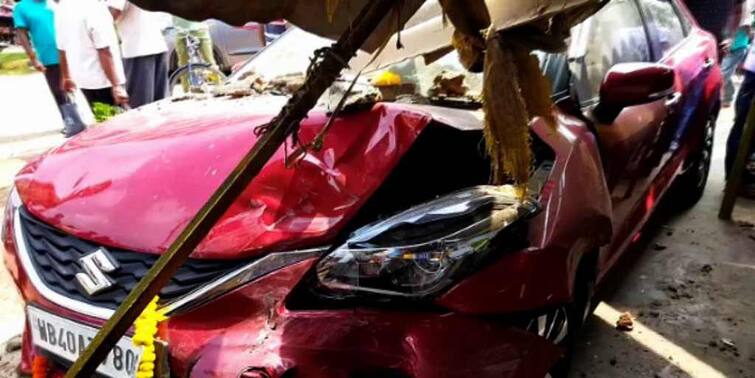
<box><xmin>669</xmin><ymin>117</ymin><xmax>715</xmax><ymax>210</ymax></box>
<box><xmin>169</xmin><ymin>63</ymin><xmax>227</xmax><ymax>96</ymax></box>
<box><xmin>527</xmin><ymin>263</ymin><xmax>595</xmax><ymax>378</ymax></box>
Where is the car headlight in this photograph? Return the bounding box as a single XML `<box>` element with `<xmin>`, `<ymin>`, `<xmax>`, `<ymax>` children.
<box><xmin>316</xmin><ymin>186</ymin><xmax>539</xmax><ymax>298</ymax></box>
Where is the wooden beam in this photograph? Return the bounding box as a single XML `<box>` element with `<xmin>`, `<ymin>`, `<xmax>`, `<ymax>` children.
<box><xmin>719</xmin><ymin>98</ymin><xmax>755</xmax><ymax>220</ymax></box>
<box><xmin>64</xmin><ymin>1</ymin><xmax>402</xmax><ymax>376</ymax></box>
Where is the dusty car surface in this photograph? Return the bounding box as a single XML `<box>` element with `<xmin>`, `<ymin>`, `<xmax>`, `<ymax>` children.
<box><xmin>1</xmin><ymin>0</ymin><xmax>721</xmax><ymax>377</ymax></box>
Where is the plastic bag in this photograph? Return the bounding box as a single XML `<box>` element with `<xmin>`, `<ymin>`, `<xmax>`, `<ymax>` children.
<box><xmin>59</xmin><ymin>91</ymin><xmax>94</xmax><ymax>137</ymax></box>
<box><xmin>73</xmin><ymin>89</ymin><xmax>96</xmax><ymax>126</ymax></box>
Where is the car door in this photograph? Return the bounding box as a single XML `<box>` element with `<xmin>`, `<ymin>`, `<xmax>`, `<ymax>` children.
<box><xmin>568</xmin><ymin>0</ymin><xmax>675</xmax><ymax>269</ymax></box>
<box><xmin>637</xmin><ymin>0</ymin><xmax>718</xmax><ymax>176</ymax></box>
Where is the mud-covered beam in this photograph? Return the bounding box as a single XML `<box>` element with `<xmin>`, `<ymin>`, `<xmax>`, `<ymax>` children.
<box><xmin>720</xmin><ymin>98</ymin><xmax>755</xmax><ymax>219</ymax></box>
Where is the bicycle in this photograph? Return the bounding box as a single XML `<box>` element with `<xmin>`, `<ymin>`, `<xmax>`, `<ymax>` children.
<box><xmin>169</xmin><ymin>30</ymin><xmax>226</xmax><ymax>96</ymax></box>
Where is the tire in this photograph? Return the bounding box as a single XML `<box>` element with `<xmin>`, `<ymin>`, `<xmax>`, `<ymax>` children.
<box><xmin>669</xmin><ymin>117</ymin><xmax>715</xmax><ymax>210</ymax></box>
<box><xmin>528</xmin><ymin>263</ymin><xmax>595</xmax><ymax>378</ymax></box>
<box><xmin>526</xmin><ymin>305</ymin><xmax>574</xmax><ymax>378</ymax></box>
<box><xmin>168</xmin><ymin>63</ymin><xmax>227</xmax><ymax>96</ymax></box>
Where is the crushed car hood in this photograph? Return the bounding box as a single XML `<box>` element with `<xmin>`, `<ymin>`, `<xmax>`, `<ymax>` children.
<box><xmin>14</xmin><ymin>96</ymin><xmax>431</xmax><ymax>259</ymax></box>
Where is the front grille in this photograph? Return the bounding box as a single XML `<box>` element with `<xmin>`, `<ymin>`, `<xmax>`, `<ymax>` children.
<box><xmin>19</xmin><ymin>207</ymin><xmax>245</xmax><ymax>310</ymax></box>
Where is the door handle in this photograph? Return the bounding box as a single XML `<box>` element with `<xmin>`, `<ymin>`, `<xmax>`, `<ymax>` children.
<box><xmin>665</xmin><ymin>92</ymin><xmax>683</xmax><ymax>108</ymax></box>
<box><xmin>703</xmin><ymin>57</ymin><xmax>715</xmax><ymax>70</ymax></box>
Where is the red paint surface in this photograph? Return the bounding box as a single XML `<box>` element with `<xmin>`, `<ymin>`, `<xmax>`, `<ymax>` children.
<box><xmin>168</xmin><ymin>262</ymin><xmax>560</xmax><ymax>378</ymax></box>
<box><xmin>14</xmin><ymin>98</ymin><xmax>430</xmax><ymax>259</ymax></box>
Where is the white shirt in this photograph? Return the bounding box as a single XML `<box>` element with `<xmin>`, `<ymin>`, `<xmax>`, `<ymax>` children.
<box><xmin>55</xmin><ymin>0</ymin><xmax>126</xmax><ymax>89</ymax></box>
<box><xmin>744</xmin><ymin>47</ymin><xmax>755</xmax><ymax>73</ymax></box>
<box><xmin>745</xmin><ymin>0</ymin><xmax>755</xmax><ymax>26</ymax></box>
<box><xmin>106</xmin><ymin>0</ymin><xmax>168</xmax><ymax>59</ymax></box>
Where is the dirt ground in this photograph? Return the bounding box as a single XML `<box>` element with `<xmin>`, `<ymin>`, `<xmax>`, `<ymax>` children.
<box><xmin>569</xmin><ymin>107</ymin><xmax>755</xmax><ymax>378</ymax></box>
<box><xmin>0</xmin><ymin>99</ymin><xmax>753</xmax><ymax>377</ymax></box>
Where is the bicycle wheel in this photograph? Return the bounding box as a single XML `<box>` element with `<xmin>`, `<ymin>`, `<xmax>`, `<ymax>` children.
<box><xmin>169</xmin><ymin>63</ymin><xmax>227</xmax><ymax>96</ymax></box>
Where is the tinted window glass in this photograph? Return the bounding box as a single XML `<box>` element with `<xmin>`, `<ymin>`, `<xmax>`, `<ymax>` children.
<box><xmin>638</xmin><ymin>0</ymin><xmax>686</xmax><ymax>59</ymax></box>
<box><xmin>571</xmin><ymin>0</ymin><xmax>651</xmax><ymax>104</ymax></box>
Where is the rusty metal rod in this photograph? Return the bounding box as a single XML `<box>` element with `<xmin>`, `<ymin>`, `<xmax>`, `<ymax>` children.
<box><xmin>719</xmin><ymin>97</ymin><xmax>755</xmax><ymax>220</ymax></box>
<box><xmin>65</xmin><ymin>1</ymin><xmax>401</xmax><ymax>376</ymax></box>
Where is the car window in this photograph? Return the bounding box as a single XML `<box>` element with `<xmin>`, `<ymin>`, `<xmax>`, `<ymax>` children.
<box><xmin>638</xmin><ymin>0</ymin><xmax>687</xmax><ymax>59</ymax></box>
<box><xmin>672</xmin><ymin>0</ymin><xmax>693</xmax><ymax>34</ymax></box>
<box><xmin>569</xmin><ymin>0</ymin><xmax>651</xmax><ymax>105</ymax></box>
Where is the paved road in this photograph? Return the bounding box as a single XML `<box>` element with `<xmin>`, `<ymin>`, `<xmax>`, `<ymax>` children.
<box><xmin>570</xmin><ymin>107</ymin><xmax>755</xmax><ymax>378</ymax></box>
<box><xmin>0</xmin><ymin>69</ymin><xmax>63</xmax><ymax>142</ymax></box>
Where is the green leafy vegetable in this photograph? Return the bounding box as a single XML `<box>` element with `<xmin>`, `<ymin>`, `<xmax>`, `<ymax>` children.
<box><xmin>92</xmin><ymin>102</ymin><xmax>122</xmax><ymax>123</ymax></box>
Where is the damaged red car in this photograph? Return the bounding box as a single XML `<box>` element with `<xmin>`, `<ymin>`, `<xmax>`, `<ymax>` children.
<box><xmin>1</xmin><ymin>0</ymin><xmax>720</xmax><ymax>377</ymax></box>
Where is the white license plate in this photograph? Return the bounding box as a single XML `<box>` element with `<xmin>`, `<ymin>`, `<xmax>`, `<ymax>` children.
<box><xmin>27</xmin><ymin>306</ymin><xmax>141</xmax><ymax>378</ymax></box>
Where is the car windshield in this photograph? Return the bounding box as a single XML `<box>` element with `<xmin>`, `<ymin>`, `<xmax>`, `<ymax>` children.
<box><xmin>232</xmin><ymin>28</ymin><xmax>484</xmax><ymax>102</ymax></box>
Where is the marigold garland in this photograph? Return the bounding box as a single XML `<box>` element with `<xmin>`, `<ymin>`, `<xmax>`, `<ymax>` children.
<box><xmin>32</xmin><ymin>355</ymin><xmax>48</xmax><ymax>378</ymax></box>
<box><xmin>132</xmin><ymin>296</ymin><xmax>167</xmax><ymax>378</ymax></box>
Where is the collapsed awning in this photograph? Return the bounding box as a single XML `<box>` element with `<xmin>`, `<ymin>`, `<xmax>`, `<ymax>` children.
<box><xmin>130</xmin><ymin>0</ymin><xmax>604</xmax><ymax>186</ymax></box>
<box><xmin>131</xmin><ymin>0</ymin><xmax>600</xmax><ymax>63</ymax></box>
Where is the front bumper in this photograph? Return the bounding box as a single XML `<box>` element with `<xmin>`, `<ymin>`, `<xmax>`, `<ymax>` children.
<box><xmin>3</xmin><ymin>205</ymin><xmax>561</xmax><ymax>378</ymax></box>
<box><xmin>186</xmin><ymin>309</ymin><xmax>561</xmax><ymax>378</ymax></box>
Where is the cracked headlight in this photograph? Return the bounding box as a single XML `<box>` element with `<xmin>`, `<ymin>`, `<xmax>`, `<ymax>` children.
<box><xmin>316</xmin><ymin>186</ymin><xmax>539</xmax><ymax>298</ymax></box>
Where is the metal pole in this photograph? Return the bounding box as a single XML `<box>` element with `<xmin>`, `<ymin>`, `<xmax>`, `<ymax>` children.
<box><xmin>719</xmin><ymin>98</ymin><xmax>755</xmax><ymax>220</ymax></box>
<box><xmin>65</xmin><ymin>1</ymin><xmax>401</xmax><ymax>376</ymax></box>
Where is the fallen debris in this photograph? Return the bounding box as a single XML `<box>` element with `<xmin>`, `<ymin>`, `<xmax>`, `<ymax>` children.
<box><xmin>653</xmin><ymin>243</ymin><xmax>668</xmax><ymax>251</ymax></box>
<box><xmin>736</xmin><ymin>220</ymin><xmax>754</xmax><ymax>229</ymax></box>
<box><xmin>721</xmin><ymin>338</ymin><xmax>736</xmax><ymax>349</ymax></box>
<box><xmin>3</xmin><ymin>336</ymin><xmax>20</xmax><ymax>353</ymax></box>
<box><xmin>700</xmin><ymin>264</ymin><xmax>714</xmax><ymax>274</ymax></box>
<box><xmin>428</xmin><ymin>70</ymin><xmax>468</xmax><ymax>98</ymax></box>
<box><xmin>267</xmin><ymin>73</ymin><xmax>306</xmax><ymax>94</ymax></box>
<box><xmin>616</xmin><ymin>313</ymin><xmax>634</xmax><ymax>331</ymax></box>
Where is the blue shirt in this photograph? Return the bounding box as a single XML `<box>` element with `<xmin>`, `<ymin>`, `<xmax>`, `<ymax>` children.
<box><xmin>732</xmin><ymin>27</ymin><xmax>751</xmax><ymax>52</ymax></box>
<box><xmin>13</xmin><ymin>0</ymin><xmax>59</xmax><ymax>66</ymax></box>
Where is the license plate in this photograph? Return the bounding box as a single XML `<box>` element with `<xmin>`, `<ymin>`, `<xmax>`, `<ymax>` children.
<box><xmin>27</xmin><ymin>306</ymin><xmax>141</xmax><ymax>378</ymax></box>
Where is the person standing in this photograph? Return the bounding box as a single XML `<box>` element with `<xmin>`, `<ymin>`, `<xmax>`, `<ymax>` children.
<box><xmin>173</xmin><ymin>17</ymin><xmax>218</xmax><ymax>91</ymax></box>
<box><xmin>684</xmin><ymin>0</ymin><xmax>745</xmax><ymax>43</ymax></box>
<box><xmin>12</xmin><ymin>0</ymin><xmax>66</xmax><ymax>113</ymax></box>
<box><xmin>106</xmin><ymin>0</ymin><xmax>169</xmax><ymax>108</ymax></box>
<box><xmin>727</xmin><ymin>32</ymin><xmax>755</xmax><ymax>189</ymax></box>
<box><xmin>174</xmin><ymin>17</ymin><xmax>218</xmax><ymax>69</ymax></box>
<box><xmin>55</xmin><ymin>0</ymin><xmax>128</xmax><ymax>107</ymax></box>
<box><xmin>721</xmin><ymin>1</ymin><xmax>754</xmax><ymax>107</ymax></box>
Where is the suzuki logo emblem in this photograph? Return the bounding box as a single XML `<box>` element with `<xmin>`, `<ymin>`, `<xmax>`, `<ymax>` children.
<box><xmin>75</xmin><ymin>248</ymin><xmax>120</xmax><ymax>296</ymax></box>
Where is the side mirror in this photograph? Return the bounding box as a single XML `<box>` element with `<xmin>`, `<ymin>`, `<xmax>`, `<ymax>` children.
<box><xmin>594</xmin><ymin>63</ymin><xmax>675</xmax><ymax>124</ymax></box>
